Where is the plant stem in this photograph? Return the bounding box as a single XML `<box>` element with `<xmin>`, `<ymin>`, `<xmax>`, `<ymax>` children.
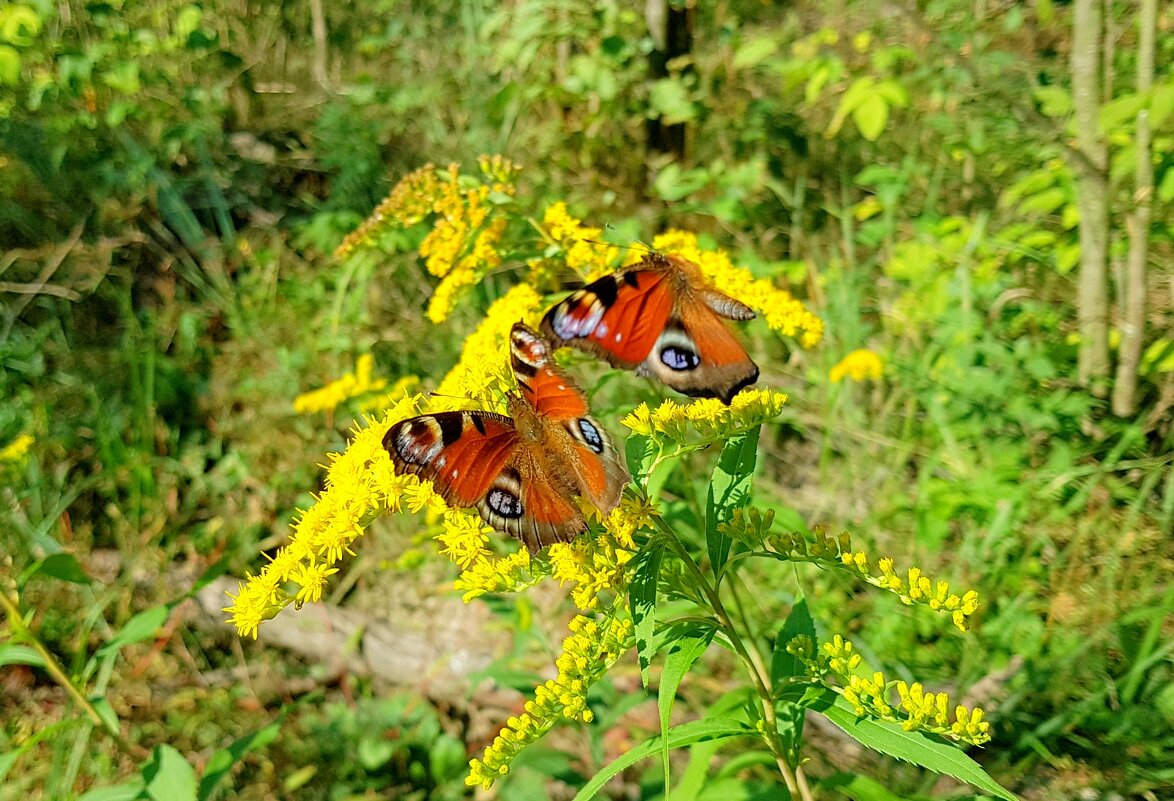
<box><xmin>652</xmin><ymin>518</ymin><xmax>814</xmax><ymax>801</ymax></box>
<box><xmin>1</xmin><ymin>591</ymin><xmax>106</xmax><ymax>729</ymax></box>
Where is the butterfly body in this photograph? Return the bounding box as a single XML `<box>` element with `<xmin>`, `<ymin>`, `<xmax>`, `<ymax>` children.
<box><xmin>541</xmin><ymin>253</ymin><xmax>759</xmax><ymax>403</ymax></box>
<box><xmin>383</xmin><ymin>324</ymin><xmax>627</xmax><ymax>552</ymax></box>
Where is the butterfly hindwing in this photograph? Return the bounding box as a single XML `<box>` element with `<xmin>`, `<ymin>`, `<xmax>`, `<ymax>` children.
<box><xmin>540</xmin><ymin>253</ymin><xmax>760</xmax><ymax>403</ymax></box>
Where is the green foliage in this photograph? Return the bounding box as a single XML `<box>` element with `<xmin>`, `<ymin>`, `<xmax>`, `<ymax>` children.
<box><xmin>3</xmin><ymin>0</ymin><xmax>1172</xmax><ymax>799</ymax></box>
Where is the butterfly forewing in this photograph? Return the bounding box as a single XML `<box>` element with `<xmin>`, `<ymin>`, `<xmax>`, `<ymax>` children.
<box><xmin>383</xmin><ymin>411</ymin><xmax>518</xmax><ymax>507</ymax></box>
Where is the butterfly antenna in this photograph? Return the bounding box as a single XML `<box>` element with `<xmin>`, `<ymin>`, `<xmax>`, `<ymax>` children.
<box><xmin>572</xmin><ymin>232</ymin><xmax>656</xmax><ymax>255</ymax></box>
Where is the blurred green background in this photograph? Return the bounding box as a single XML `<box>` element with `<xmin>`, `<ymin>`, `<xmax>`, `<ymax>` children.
<box><xmin>2</xmin><ymin>0</ymin><xmax>1172</xmax><ymax>799</ymax></box>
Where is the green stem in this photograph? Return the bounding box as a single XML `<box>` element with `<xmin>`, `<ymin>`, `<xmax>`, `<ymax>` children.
<box><xmin>1</xmin><ymin>591</ymin><xmax>147</xmax><ymax>760</ymax></box>
<box><xmin>1</xmin><ymin>591</ymin><xmax>106</xmax><ymax>728</ymax></box>
<box><xmin>651</xmin><ymin>517</ymin><xmax>813</xmax><ymax>801</ymax></box>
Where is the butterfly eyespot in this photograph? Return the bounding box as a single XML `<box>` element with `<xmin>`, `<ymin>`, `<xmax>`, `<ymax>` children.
<box><xmin>576</xmin><ymin>419</ymin><xmax>605</xmax><ymax>453</ymax></box>
<box><xmin>487</xmin><ymin>487</ymin><xmax>524</xmax><ymax>519</ymax></box>
<box><xmin>660</xmin><ymin>345</ymin><xmax>701</xmax><ymax>372</ymax></box>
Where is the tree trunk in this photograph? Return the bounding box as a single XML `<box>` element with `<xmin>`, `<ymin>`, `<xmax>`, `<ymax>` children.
<box><xmin>645</xmin><ymin>0</ymin><xmax>693</xmax><ymax>163</ymax></box>
<box><xmin>1071</xmin><ymin>0</ymin><xmax>1110</xmax><ymax>390</ymax></box>
<box><xmin>1111</xmin><ymin>0</ymin><xmax>1156</xmax><ymax>416</ymax></box>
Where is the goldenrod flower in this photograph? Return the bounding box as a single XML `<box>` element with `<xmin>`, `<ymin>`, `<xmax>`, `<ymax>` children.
<box><xmin>293</xmin><ymin>354</ymin><xmax>391</xmax><ymax>414</ymax></box>
<box><xmin>334</xmin><ymin>164</ymin><xmax>444</xmax><ymax>260</ymax></box>
<box><xmin>762</xmin><ymin>528</ymin><xmax>980</xmax><ymax>632</ymax></box>
<box><xmin>830</xmin><ymin>348</ymin><xmax>884</xmax><ymax>383</ymax></box>
<box><xmin>466</xmin><ymin>612</ymin><xmax>633</xmax><ymax>789</ymax></box>
<box><xmin>536</xmin><ymin>201</ymin><xmax>620</xmax><ymax>282</ymax></box>
<box><xmin>432</xmin><ymin>283</ymin><xmax>543</xmax><ymax>412</ymax></box>
<box><xmin>0</xmin><ymin>434</ymin><xmax>34</xmax><ymax>463</ymax></box>
<box><xmin>820</xmin><ymin>635</ymin><xmax>991</xmax><ymax>745</ymax></box>
<box><xmin>644</xmin><ymin>230</ymin><xmax>824</xmax><ymax>347</ymax></box>
<box><xmin>224</xmin><ymin>395</ymin><xmax>425</xmax><ymax>636</ymax></box>
<box><xmin>623</xmin><ymin>389</ymin><xmax>790</xmax><ymax>446</ymax></box>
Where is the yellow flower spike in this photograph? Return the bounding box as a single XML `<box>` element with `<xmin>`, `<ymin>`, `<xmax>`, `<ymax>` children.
<box><xmin>467</xmin><ymin>610</ymin><xmax>632</xmax><ymax>789</ymax></box>
<box><xmin>293</xmin><ymin>353</ymin><xmax>391</xmax><ymax>415</ymax></box>
<box><xmin>538</xmin><ymin>201</ymin><xmax>619</xmax><ymax>281</ymax></box>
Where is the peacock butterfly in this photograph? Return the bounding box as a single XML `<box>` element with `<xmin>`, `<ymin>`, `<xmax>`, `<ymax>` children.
<box><xmin>540</xmin><ymin>253</ymin><xmax>759</xmax><ymax>404</ymax></box>
<box><xmin>383</xmin><ymin>323</ymin><xmax>629</xmax><ymax>552</ymax></box>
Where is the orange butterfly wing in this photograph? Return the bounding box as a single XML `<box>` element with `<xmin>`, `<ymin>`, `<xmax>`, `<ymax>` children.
<box><xmin>541</xmin><ymin>254</ymin><xmax>760</xmax><ymax>404</ymax></box>
<box><xmin>509</xmin><ymin>324</ymin><xmax>628</xmax><ymax>519</ymax></box>
<box><xmin>541</xmin><ymin>268</ymin><xmax>675</xmax><ymax>367</ymax></box>
<box><xmin>383</xmin><ymin>325</ymin><xmax>629</xmax><ymax>553</ymax></box>
<box><xmin>383</xmin><ymin>411</ymin><xmax>518</xmax><ymax>507</ymax></box>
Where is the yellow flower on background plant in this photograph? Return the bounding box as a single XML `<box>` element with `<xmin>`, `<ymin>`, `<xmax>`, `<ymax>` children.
<box><xmin>293</xmin><ymin>354</ymin><xmax>390</xmax><ymax>414</ymax></box>
<box><xmin>0</xmin><ymin>433</ymin><xmax>34</xmax><ymax>463</ymax></box>
<box><xmin>830</xmin><ymin>348</ymin><xmax>884</xmax><ymax>382</ymax></box>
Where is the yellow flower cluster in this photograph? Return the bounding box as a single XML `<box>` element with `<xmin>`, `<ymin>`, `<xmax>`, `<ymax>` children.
<box><xmin>293</xmin><ymin>354</ymin><xmax>390</xmax><ymax>414</ymax></box>
<box><xmin>334</xmin><ymin>163</ymin><xmax>445</xmax><ymax>260</ymax></box>
<box><xmin>645</xmin><ymin>230</ymin><xmax>824</xmax><ymax>347</ymax></box>
<box><xmin>840</xmin><ymin>552</ymin><xmax>980</xmax><ymax>632</ymax></box>
<box><xmin>225</xmin><ymin>396</ymin><xmax>425</xmax><ymax>638</ymax></box>
<box><xmin>330</xmin><ymin>156</ymin><xmax>521</xmax><ymax>323</ymax></box>
<box><xmin>467</xmin><ymin>613</ymin><xmax>634</xmax><ymax>789</ymax></box>
<box><xmin>432</xmin><ymin>283</ymin><xmax>543</xmax><ymax>413</ymax></box>
<box><xmin>822</xmin><ymin>635</ymin><xmax>992</xmax><ymax>745</ymax></box>
<box><xmin>420</xmin><ymin>160</ymin><xmax>519</xmax><ymax>323</ymax></box>
<box><xmin>622</xmin><ymin>389</ymin><xmax>790</xmax><ymax>443</ymax></box>
<box><xmin>453</xmin><ymin>551</ymin><xmax>550</xmax><ymax>602</ymax></box>
<box><xmin>534</xmin><ymin>201</ymin><xmax>620</xmax><ymax>282</ymax></box>
<box><xmin>0</xmin><ymin>434</ymin><xmax>34</xmax><ymax>463</ymax></box>
<box><xmin>761</xmin><ymin>527</ymin><xmax>980</xmax><ymax>632</ymax></box>
<box><xmin>830</xmin><ymin>348</ymin><xmax>884</xmax><ymax>382</ymax></box>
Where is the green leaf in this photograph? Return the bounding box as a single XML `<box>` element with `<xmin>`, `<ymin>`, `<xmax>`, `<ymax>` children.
<box><xmin>1033</xmin><ymin>85</ymin><xmax>1072</xmax><ymax>118</ymax></box>
<box><xmin>91</xmin><ymin>697</ymin><xmax>120</xmax><ymax>736</ymax></box>
<box><xmin>1098</xmin><ymin>93</ymin><xmax>1146</xmax><ymax>134</ymax></box>
<box><xmin>659</xmin><ymin>627</ymin><xmax>716</xmax><ymax>792</ymax></box>
<box><xmin>733</xmin><ymin>38</ymin><xmax>777</xmax><ymax>70</ymax></box>
<box><xmin>198</xmin><ymin>718</ymin><xmax>282</xmax><ymax>801</ymax></box>
<box><xmin>100</xmin><ymin>61</ymin><xmax>141</xmax><ymax>95</ymax></box>
<box><xmin>770</xmin><ymin>599</ymin><xmax>816</xmax><ymax>685</ymax></box>
<box><xmin>143</xmin><ymin>745</ymin><xmax>197</xmax><ymax>801</ymax></box>
<box><xmin>1149</xmin><ymin>84</ymin><xmax>1174</xmax><ymax>130</ymax></box>
<box><xmin>706</xmin><ymin>427</ymin><xmax>761</xmax><ymax>581</ymax></box>
<box><xmin>98</xmin><ymin>605</ymin><xmax>170</xmax><ymax>657</ymax></box>
<box><xmin>0</xmin><ymin>644</ymin><xmax>45</xmax><ymax>668</ymax></box>
<box><xmin>654</xmin><ymin>163</ymin><xmax>711</xmax><ymax>201</ymax></box>
<box><xmin>175</xmin><ymin>5</ymin><xmax>202</xmax><ymax>40</ymax></box>
<box><xmin>649</xmin><ymin>77</ymin><xmax>697</xmax><ymax>125</ymax></box>
<box><xmin>820</xmin><ymin>771</ymin><xmax>908</xmax><ymax>801</ymax></box>
<box><xmin>625</xmin><ymin>435</ymin><xmax>658</xmax><ymax>482</ymax></box>
<box><xmin>629</xmin><ymin>544</ymin><xmax>664</xmax><ymax>687</ymax></box>
<box><xmin>814</xmin><ymin>692</ymin><xmax>1018</xmax><ymax>801</ymax></box>
<box><xmin>78</xmin><ymin>782</ymin><xmax>146</xmax><ymax>801</ymax></box>
<box><xmin>571</xmin><ymin>718</ymin><xmax>755</xmax><ymax>801</ymax></box>
<box><xmin>0</xmin><ymin>45</ymin><xmax>19</xmax><ymax>85</ymax></box>
<box><xmin>827</xmin><ymin>77</ymin><xmax>874</xmax><ymax>138</ymax></box>
<box><xmin>852</xmin><ymin>93</ymin><xmax>889</xmax><ymax>141</ymax></box>
<box><xmin>1159</xmin><ymin>167</ymin><xmax>1174</xmax><ymax>204</ymax></box>
<box><xmin>0</xmin><ymin>5</ymin><xmax>41</xmax><ymax>46</ymax></box>
<box><xmin>36</xmin><ymin>552</ymin><xmax>92</xmax><ymax>584</ymax></box>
